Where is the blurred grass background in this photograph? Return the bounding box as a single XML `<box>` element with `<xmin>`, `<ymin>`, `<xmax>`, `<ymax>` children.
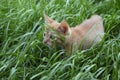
<box><xmin>0</xmin><ymin>0</ymin><xmax>120</xmax><ymax>80</ymax></box>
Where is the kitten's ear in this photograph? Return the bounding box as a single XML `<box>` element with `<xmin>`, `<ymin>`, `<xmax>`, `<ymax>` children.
<box><xmin>58</xmin><ymin>20</ymin><xmax>69</xmax><ymax>35</ymax></box>
<box><xmin>44</xmin><ymin>14</ymin><xmax>54</xmax><ymax>24</ymax></box>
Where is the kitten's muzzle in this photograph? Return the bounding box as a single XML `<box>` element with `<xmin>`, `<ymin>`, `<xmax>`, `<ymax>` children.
<box><xmin>43</xmin><ymin>39</ymin><xmax>52</xmax><ymax>46</ymax></box>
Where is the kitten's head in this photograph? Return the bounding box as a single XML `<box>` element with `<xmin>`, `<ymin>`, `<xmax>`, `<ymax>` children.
<box><xmin>43</xmin><ymin>14</ymin><xmax>70</xmax><ymax>47</ymax></box>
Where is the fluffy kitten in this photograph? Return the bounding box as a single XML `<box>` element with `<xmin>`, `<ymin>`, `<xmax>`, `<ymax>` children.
<box><xmin>43</xmin><ymin>14</ymin><xmax>104</xmax><ymax>54</ymax></box>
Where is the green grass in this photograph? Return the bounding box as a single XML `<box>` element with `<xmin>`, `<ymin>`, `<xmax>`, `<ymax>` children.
<box><xmin>0</xmin><ymin>0</ymin><xmax>120</xmax><ymax>80</ymax></box>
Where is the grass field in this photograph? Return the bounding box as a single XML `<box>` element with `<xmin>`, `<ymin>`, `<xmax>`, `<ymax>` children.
<box><xmin>0</xmin><ymin>0</ymin><xmax>120</xmax><ymax>80</ymax></box>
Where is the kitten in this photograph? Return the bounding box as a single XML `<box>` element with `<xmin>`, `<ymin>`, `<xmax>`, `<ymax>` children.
<box><xmin>43</xmin><ymin>14</ymin><xmax>104</xmax><ymax>54</ymax></box>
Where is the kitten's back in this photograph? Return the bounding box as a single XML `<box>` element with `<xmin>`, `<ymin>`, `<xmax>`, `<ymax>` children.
<box><xmin>76</xmin><ymin>15</ymin><xmax>104</xmax><ymax>48</ymax></box>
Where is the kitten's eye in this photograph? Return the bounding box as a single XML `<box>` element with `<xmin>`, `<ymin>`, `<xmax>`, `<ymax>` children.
<box><xmin>43</xmin><ymin>32</ymin><xmax>46</xmax><ymax>36</ymax></box>
<box><xmin>50</xmin><ymin>35</ymin><xmax>55</xmax><ymax>39</ymax></box>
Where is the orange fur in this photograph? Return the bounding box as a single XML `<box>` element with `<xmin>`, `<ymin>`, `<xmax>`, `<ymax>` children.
<box><xmin>43</xmin><ymin>14</ymin><xmax>104</xmax><ymax>54</ymax></box>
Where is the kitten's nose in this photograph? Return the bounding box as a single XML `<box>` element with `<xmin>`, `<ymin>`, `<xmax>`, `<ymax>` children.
<box><xmin>43</xmin><ymin>40</ymin><xmax>51</xmax><ymax>46</ymax></box>
<box><xmin>43</xmin><ymin>40</ymin><xmax>47</xmax><ymax>44</ymax></box>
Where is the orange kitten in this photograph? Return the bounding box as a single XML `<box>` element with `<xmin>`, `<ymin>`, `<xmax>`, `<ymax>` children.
<box><xmin>43</xmin><ymin>14</ymin><xmax>104</xmax><ymax>54</ymax></box>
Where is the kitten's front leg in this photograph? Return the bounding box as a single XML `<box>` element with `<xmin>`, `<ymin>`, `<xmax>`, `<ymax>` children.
<box><xmin>65</xmin><ymin>43</ymin><xmax>75</xmax><ymax>56</ymax></box>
